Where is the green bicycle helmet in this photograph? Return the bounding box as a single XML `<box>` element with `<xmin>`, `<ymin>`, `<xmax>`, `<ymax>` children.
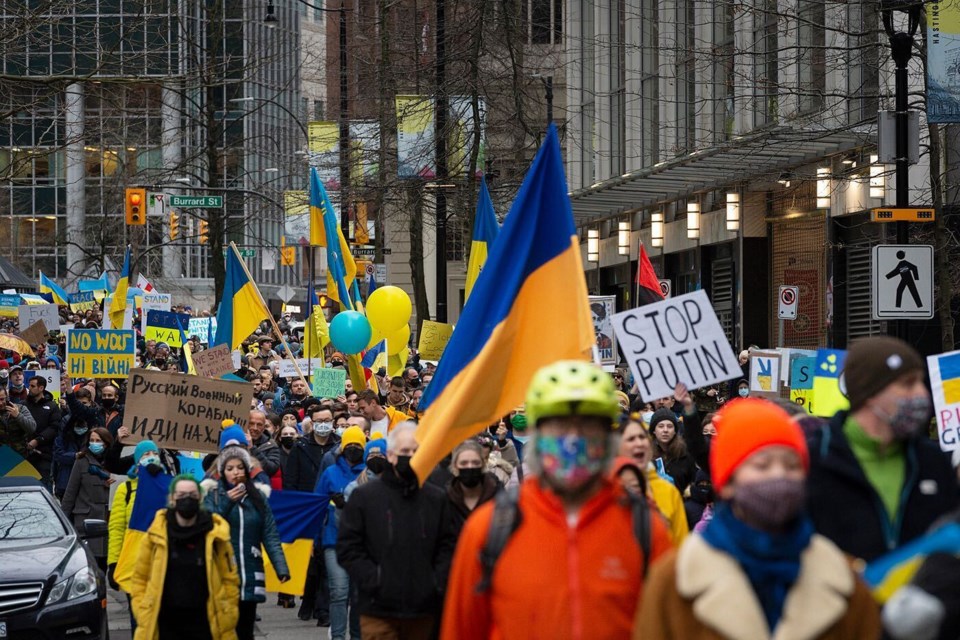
<box><xmin>525</xmin><ymin>360</ymin><xmax>621</xmax><ymax>428</ymax></box>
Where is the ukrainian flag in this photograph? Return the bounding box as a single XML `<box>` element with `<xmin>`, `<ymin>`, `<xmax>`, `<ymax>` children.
<box><xmin>263</xmin><ymin>489</ymin><xmax>327</xmax><ymax>595</ymax></box>
<box><xmin>213</xmin><ymin>244</ymin><xmax>271</xmax><ymax>350</ymax></box>
<box><xmin>937</xmin><ymin>352</ymin><xmax>960</xmax><ymax>404</ymax></box>
<box><xmin>0</xmin><ymin>445</ymin><xmax>41</xmax><ymax>479</ymax></box>
<box><xmin>115</xmin><ymin>470</ymin><xmax>172</xmax><ymax>593</ymax></box>
<box><xmin>304</xmin><ymin>280</ymin><xmax>330</xmax><ymax>361</ymax></box>
<box><xmin>39</xmin><ymin>271</ymin><xmax>69</xmax><ymax>306</ymax></box>
<box><xmin>309</xmin><ymin>167</ymin><xmax>356</xmax><ymax>307</ymax></box>
<box><xmin>361</xmin><ymin>339</ymin><xmax>386</xmax><ymax>368</ymax></box>
<box><xmin>109</xmin><ymin>247</ymin><xmax>131</xmax><ymax>330</ymax></box>
<box><xmin>465</xmin><ymin>178</ymin><xmax>499</xmax><ymax>301</ymax></box>
<box><xmin>411</xmin><ymin>124</ymin><xmax>594</xmax><ymax>481</ymax></box>
<box><xmin>863</xmin><ymin>522</ymin><xmax>960</xmax><ymax>603</ymax></box>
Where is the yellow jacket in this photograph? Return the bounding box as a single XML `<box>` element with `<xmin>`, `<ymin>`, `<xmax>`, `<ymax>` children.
<box><xmin>108</xmin><ymin>479</ymin><xmax>136</xmax><ymax>565</ymax></box>
<box><xmin>131</xmin><ymin>510</ymin><xmax>240</xmax><ymax>640</ymax></box>
<box><xmin>385</xmin><ymin>406</ymin><xmax>411</xmax><ymax>432</ymax></box>
<box><xmin>647</xmin><ymin>467</ymin><xmax>689</xmax><ymax>545</ymax></box>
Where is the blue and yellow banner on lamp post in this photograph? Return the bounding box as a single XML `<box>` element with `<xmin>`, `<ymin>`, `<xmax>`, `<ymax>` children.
<box><xmin>928</xmin><ymin>2</ymin><xmax>960</xmax><ymax>122</ymax></box>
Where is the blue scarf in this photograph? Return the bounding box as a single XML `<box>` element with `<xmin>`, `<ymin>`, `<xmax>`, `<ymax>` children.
<box><xmin>701</xmin><ymin>502</ymin><xmax>814</xmax><ymax>631</ymax></box>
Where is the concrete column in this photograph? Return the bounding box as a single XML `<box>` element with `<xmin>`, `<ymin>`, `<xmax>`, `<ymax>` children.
<box><xmin>64</xmin><ymin>83</ymin><xmax>85</xmax><ymax>282</ymax></box>
<box><xmin>161</xmin><ymin>84</ymin><xmax>184</xmax><ymax>279</ymax></box>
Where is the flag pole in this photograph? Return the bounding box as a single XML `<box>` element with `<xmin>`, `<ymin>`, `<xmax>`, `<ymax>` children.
<box><xmin>634</xmin><ymin>239</ymin><xmax>641</xmax><ymax>310</ymax></box>
<box><xmin>307</xmin><ymin>245</ymin><xmax>315</xmax><ymax>381</ymax></box>
<box><xmin>229</xmin><ymin>242</ymin><xmax>311</xmax><ymax>391</ymax></box>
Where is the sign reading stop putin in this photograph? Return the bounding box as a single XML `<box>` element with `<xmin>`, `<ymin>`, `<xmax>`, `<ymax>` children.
<box><xmin>778</xmin><ymin>285</ymin><xmax>799</xmax><ymax>320</ymax></box>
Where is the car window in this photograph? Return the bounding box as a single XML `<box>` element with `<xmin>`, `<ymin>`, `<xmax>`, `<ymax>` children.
<box><xmin>0</xmin><ymin>491</ymin><xmax>67</xmax><ymax>540</ymax></box>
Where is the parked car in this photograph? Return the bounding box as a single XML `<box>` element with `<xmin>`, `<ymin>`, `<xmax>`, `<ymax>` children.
<box><xmin>0</xmin><ymin>477</ymin><xmax>108</xmax><ymax>639</ymax></box>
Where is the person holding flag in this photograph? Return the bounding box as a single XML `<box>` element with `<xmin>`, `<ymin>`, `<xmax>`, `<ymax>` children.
<box><xmin>110</xmin><ymin>246</ymin><xmax>132</xmax><ymax>330</ymax></box>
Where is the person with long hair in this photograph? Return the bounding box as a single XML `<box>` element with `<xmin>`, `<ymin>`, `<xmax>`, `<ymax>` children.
<box><xmin>446</xmin><ymin>440</ymin><xmax>499</xmax><ymax>534</ymax></box>
<box><xmin>60</xmin><ymin>426</ymin><xmax>114</xmax><ymax>571</ymax></box>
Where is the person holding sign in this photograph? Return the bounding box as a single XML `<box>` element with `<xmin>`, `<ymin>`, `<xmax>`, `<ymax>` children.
<box><xmin>648</xmin><ymin>384</ymin><xmax>703</xmax><ymax>494</ymax></box>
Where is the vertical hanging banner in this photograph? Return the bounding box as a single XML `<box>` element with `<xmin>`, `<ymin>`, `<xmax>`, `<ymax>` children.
<box><xmin>349</xmin><ymin>121</ymin><xmax>381</xmax><ymax>185</ymax></box>
<box><xmin>308</xmin><ymin>121</ymin><xmax>341</xmax><ymax>190</ymax></box>
<box><xmin>396</xmin><ymin>95</ymin><xmax>436</xmax><ymax>179</ymax></box>
<box><xmin>448</xmin><ymin>97</ymin><xmax>486</xmax><ymax>179</ymax></box>
<box><xmin>927</xmin><ymin>2</ymin><xmax>960</xmax><ymax>123</ymax></box>
<box><xmin>284</xmin><ymin>190</ymin><xmax>310</xmax><ymax>245</ymax></box>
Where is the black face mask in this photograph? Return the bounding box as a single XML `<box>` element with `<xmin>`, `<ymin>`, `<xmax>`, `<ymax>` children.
<box><xmin>393</xmin><ymin>455</ymin><xmax>417</xmax><ymax>483</ymax></box>
<box><xmin>101</xmin><ymin>398</ymin><xmax>116</xmax><ymax>410</ymax></box>
<box><xmin>366</xmin><ymin>457</ymin><xmax>387</xmax><ymax>475</ymax></box>
<box><xmin>458</xmin><ymin>467</ymin><xmax>483</xmax><ymax>488</ymax></box>
<box><xmin>280</xmin><ymin>436</ymin><xmax>296</xmax><ymax>449</ymax></box>
<box><xmin>175</xmin><ymin>496</ymin><xmax>200</xmax><ymax>519</ymax></box>
<box><xmin>343</xmin><ymin>446</ymin><xmax>364</xmax><ymax>465</ymax></box>
<box><xmin>690</xmin><ymin>481</ymin><xmax>714</xmax><ymax>505</ymax></box>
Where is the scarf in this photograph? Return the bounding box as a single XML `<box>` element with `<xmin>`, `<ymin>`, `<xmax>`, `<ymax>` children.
<box><xmin>168</xmin><ymin>509</ymin><xmax>214</xmax><ymax>542</ymax></box>
<box><xmin>701</xmin><ymin>502</ymin><xmax>814</xmax><ymax>632</ymax></box>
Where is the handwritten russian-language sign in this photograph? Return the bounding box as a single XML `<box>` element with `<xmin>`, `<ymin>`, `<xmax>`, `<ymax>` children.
<box><xmin>610</xmin><ymin>290</ymin><xmax>740</xmax><ymax>402</ymax></box>
<box><xmin>417</xmin><ymin>320</ymin><xmax>454</xmax><ymax>361</ymax></box>
<box><xmin>312</xmin><ymin>367</ymin><xmax>346</xmax><ymax>399</ymax></box>
<box><xmin>927</xmin><ymin>350</ymin><xmax>960</xmax><ymax>452</ymax></box>
<box><xmin>66</xmin><ymin>330</ymin><xmax>136</xmax><ymax>378</ymax></box>
<box><xmin>144</xmin><ymin>310</ymin><xmax>191</xmax><ymax>348</ymax></box>
<box><xmin>193</xmin><ymin>344</ymin><xmax>235</xmax><ymax>379</ymax></box>
<box><xmin>121</xmin><ymin>369</ymin><xmax>252</xmax><ymax>453</ymax></box>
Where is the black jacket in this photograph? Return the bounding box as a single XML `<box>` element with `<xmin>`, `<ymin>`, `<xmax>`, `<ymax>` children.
<box><xmin>24</xmin><ymin>390</ymin><xmax>62</xmax><ymax>463</ymax></box>
<box><xmin>806</xmin><ymin>411</ymin><xmax>959</xmax><ymax>562</ymax></box>
<box><xmin>250</xmin><ymin>432</ymin><xmax>282</xmax><ymax>477</ymax></box>
<box><xmin>446</xmin><ymin>473</ymin><xmax>499</xmax><ymax>535</ymax></box>
<box><xmin>336</xmin><ymin>470</ymin><xmax>457</xmax><ymax>618</ymax></box>
<box><xmin>283</xmin><ymin>434</ymin><xmax>340</xmax><ymax>491</ymax></box>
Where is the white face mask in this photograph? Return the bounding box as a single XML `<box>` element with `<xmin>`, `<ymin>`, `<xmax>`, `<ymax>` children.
<box><xmin>641</xmin><ymin>411</ymin><xmax>654</xmax><ymax>426</ymax></box>
<box><xmin>315</xmin><ymin>422</ymin><xmax>333</xmax><ymax>436</ymax></box>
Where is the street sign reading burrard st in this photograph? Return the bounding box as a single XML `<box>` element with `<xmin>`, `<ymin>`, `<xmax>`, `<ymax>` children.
<box><xmin>169</xmin><ymin>195</ymin><xmax>223</xmax><ymax>208</ymax></box>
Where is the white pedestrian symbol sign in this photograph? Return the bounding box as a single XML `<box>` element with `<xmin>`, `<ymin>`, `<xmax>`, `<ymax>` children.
<box><xmin>872</xmin><ymin>244</ymin><xmax>934</xmax><ymax>320</ymax></box>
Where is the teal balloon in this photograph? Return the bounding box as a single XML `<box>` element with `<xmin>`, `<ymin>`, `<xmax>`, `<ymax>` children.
<box><xmin>329</xmin><ymin>311</ymin><xmax>372</xmax><ymax>355</ymax></box>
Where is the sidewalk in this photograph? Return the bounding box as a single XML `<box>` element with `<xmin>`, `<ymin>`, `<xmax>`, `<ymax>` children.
<box><xmin>108</xmin><ymin>589</ymin><xmax>325</xmax><ymax>639</ymax></box>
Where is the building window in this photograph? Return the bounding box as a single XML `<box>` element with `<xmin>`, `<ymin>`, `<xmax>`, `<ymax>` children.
<box><xmin>529</xmin><ymin>0</ymin><xmax>561</xmax><ymax>45</ymax></box>
<box><xmin>846</xmin><ymin>0</ymin><xmax>879</xmax><ymax>124</ymax></box>
<box><xmin>676</xmin><ymin>0</ymin><xmax>696</xmax><ymax>152</ymax></box>
<box><xmin>798</xmin><ymin>0</ymin><xmax>825</xmax><ymax>114</ymax></box>
<box><xmin>610</xmin><ymin>0</ymin><xmax>625</xmax><ymax>174</ymax></box>
<box><xmin>755</xmin><ymin>0</ymin><xmax>779</xmax><ymax>127</ymax></box>
<box><xmin>640</xmin><ymin>0</ymin><xmax>658</xmax><ymax>166</ymax></box>
<box><xmin>713</xmin><ymin>1</ymin><xmax>735</xmax><ymax>143</ymax></box>
<box><xmin>314</xmin><ymin>99</ymin><xmax>325</xmax><ymax>120</ymax></box>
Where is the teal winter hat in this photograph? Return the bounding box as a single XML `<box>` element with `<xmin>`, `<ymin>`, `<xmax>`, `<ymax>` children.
<box><xmin>133</xmin><ymin>440</ymin><xmax>159</xmax><ymax>462</ymax></box>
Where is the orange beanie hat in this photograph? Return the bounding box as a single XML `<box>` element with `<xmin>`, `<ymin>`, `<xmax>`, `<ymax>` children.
<box><xmin>709</xmin><ymin>398</ymin><xmax>809</xmax><ymax>492</ymax></box>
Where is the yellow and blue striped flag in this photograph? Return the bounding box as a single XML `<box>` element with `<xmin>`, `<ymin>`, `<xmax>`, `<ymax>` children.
<box><xmin>39</xmin><ymin>271</ymin><xmax>69</xmax><ymax>306</ymax></box>
<box><xmin>109</xmin><ymin>247</ymin><xmax>131</xmax><ymax>330</ymax></box>
<box><xmin>309</xmin><ymin>167</ymin><xmax>356</xmax><ymax>307</ymax></box>
<box><xmin>465</xmin><ymin>178</ymin><xmax>499</xmax><ymax>301</ymax></box>
<box><xmin>213</xmin><ymin>245</ymin><xmax>271</xmax><ymax>350</ymax></box>
<box><xmin>304</xmin><ymin>280</ymin><xmax>330</xmax><ymax>360</ymax></box>
<box><xmin>115</xmin><ymin>470</ymin><xmax>172</xmax><ymax>593</ymax></box>
<box><xmin>863</xmin><ymin>522</ymin><xmax>960</xmax><ymax>603</ymax></box>
<box><xmin>263</xmin><ymin>489</ymin><xmax>328</xmax><ymax>595</ymax></box>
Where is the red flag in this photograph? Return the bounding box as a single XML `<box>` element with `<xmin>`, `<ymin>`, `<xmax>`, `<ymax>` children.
<box><xmin>635</xmin><ymin>243</ymin><xmax>664</xmax><ymax>306</ymax></box>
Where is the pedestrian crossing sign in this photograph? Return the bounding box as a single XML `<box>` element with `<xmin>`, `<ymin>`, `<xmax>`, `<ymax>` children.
<box><xmin>872</xmin><ymin>244</ymin><xmax>934</xmax><ymax>320</ymax></box>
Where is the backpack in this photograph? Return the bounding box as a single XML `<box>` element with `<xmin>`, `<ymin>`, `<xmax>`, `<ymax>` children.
<box><xmin>476</xmin><ymin>485</ymin><xmax>652</xmax><ymax>594</ymax></box>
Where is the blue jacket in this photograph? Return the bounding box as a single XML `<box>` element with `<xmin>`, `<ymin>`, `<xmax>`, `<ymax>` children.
<box><xmin>315</xmin><ymin>454</ymin><xmax>365</xmax><ymax>548</ymax></box>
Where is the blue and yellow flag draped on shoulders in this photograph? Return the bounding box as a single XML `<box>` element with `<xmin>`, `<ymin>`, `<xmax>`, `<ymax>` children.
<box><xmin>263</xmin><ymin>489</ymin><xmax>328</xmax><ymax>595</ymax></box>
<box><xmin>214</xmin><ymin>244</ymin><xmax>271</xmax><ymax>350</ymax></box>
<box><xmin>309</xmin><ymin>167</ymin><xmax>357</xmax><ymax>307</ymax></box>
<box><xmin>411</xmin><ymin>124</ymin><xmax>595</xmax><ymax>481</ymax></box>
<box><xmin>465</xmin><ymin>178</ymin><xmax>499</xmax><ymax>301</ymax></box>
<box><xmin>39</xmin><ymin>271</ymin><xmax>69</xmax><ymax>306</ymax></box>
<box><xmin>115</xmin><ymin>471</ymin><xmax>173</xmax><ymax>593</ymax></box>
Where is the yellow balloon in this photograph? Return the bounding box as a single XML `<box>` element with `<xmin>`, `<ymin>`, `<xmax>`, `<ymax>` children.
<box><xmin>367</xmin><ymin>286</ymin><xmax>412</xmax><ymax>333</ymax></box>
<box><xmin>366</xmin><ymin>326</ymin><xmax>383</xmax><ymax>350</ymax></box>
<box><xmin>385</xmin><ymin>324</ymin><xmax>410</xmax><ymax>355</ymax></box>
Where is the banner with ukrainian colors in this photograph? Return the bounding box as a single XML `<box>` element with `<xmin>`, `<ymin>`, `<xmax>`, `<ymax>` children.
<box><xmin>396</xmin><ymin>95</ymin><xmax>435</xmax><ymax>179</ymax></box>
<box><xmin>308</xmin><ymin>121</ymin><xmax>341</xmax><ymax>190</ymax></box>
<box><xmin>928</xmin><ymin>2</ymin><xmax>960</xmax><ymax>123</ymax></box>
<box><xmin>284</xmin><ymin>190</ymin><xmax>310</xmax><ymax>245</ymax></box>
<box><xmin>448</xmin><ymin>96</ymin><xmax>486</xmax><ymax>179</ymax></box>
<box><xmin>349</xmin><ymin>121</ymin><xmax>380</xmax><ymax>184</ymax></box>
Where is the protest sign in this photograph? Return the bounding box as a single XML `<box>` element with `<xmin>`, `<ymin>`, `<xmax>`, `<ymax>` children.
<box><xmin>790</xmin><ymin>356</ymin><xmax>815</xmax><ymax>390</ymax></box>
<box><xmin>312</xmin><ymin>367</ymin><xmax>346</xmax><ymax>399</ymax></box>
<box><xmin>24</xmin><ymin>369</ymin><xmax>60</xmax><ymax>401</ymax></box>
<box><xmin>811</xmin><ymin>348</ymin><xmax>848</xmax><ymax>418</ymax></box>
<box><xmin>121</xmin><ymin>369</ymin><xmax>252</xmax><ymax>453</ymax></box>
<box><xmin>790</xmin><ymin>388</ymin><xmax>814</xmax><ymax>414</ymax></box>
<box><xmin>68</xmin><ymin>291</ymin><xmax>97</xmax><ymax>313</ymax></box>
<box><xmin>749</xmin><ymin>351</ymin><xmax>782</xmax><ymax>398</ymax></box>
<box><xmin>927</xmin><ymin>350</ymin><xmax>960</xmax><ymax>451</ymax></box>
<box><xmin>589</xmin><ymin>296</ymin><xmax>618</xmax><ymax>366</ymax></box>
<box><xmin>140</xmin><ymin>293</ymin><xmax>173</xmax><ymax>332</ymax></box>
<box><xmin>144</xmin><ymin>310</ymin><xmax>191</xmax><ymax>348</ymax></box>
<box><xmin>188</xmin><ymin>317</ymin><xmax>218</xmax><ymax>344</ymax></box>
<box><xmin>20</xmin><ymin>293</ymin><xmax>47</xmax><ymax>305</ymax></box>
<box><xmin>417</xmin><ymin>320</ymin><xmax>454</xmax><ymax>361</ymax></box>
<box><xmin>278</xmin><ymin>358</ymin><xmax>315</xmax><ymax>379</ymax></box>
<box><xmin>18</xmin><ymin>303</ymin><xmax>58</xmax><ymax>333</ymax></box>
<box><xmin>610</xmin><ymin>290</ymin><xmax>741</xmax><ymax>401</ymax></box>
<box><xmin>19</xmin><ymin>320</ymin><xmax>49</xmax><ymax>346</ymax></box>
<box><xmin>0</xmin><ymin>294</ymin><xmax>20</xmax><ymax>318</ymax></box>
<box><xmin>193</xmin><ymin>344</ymin><xmax>236</xmax><ymax>379</ymax></box>
<box><xmin>67</xmin><ymin>329</ymin><xmax>136</xmax><ymax>378</ymax></box>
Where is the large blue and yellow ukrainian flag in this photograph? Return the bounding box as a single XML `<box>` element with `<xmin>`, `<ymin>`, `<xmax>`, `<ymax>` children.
<box><xmin>465</xmin><ymin>178</ymin><xmax>499</xmax><ymax>301</ymax></box>
<box><xmin>213</xmin><ymin>244</ymin><xmax>271</xmax><ymax>350</ymax></box>
<box><xmin>309</xmin><ymin>167</ymin><xmax>357</xmax><ymax>307</ymax></box>
<box><xmin>0</xmin><ymin>445</ymin><xmax>40</xmax><ymax>479</ymax></box>
<box><xmin>39</xmin><ymin>271</ymin><xmax>69</xmax><ymax>306</ymax></box>
<box><xmin>863</xmin><ymin>521</ymin><xmax>960</xmax><ymax>602</ymax></box>
<box><xmin>263</xmin><ymin>489</ymin><xmax>327</xmax><ymax>595</ymax></box>
<box><xmin>411</xmin><ymin>124</ymin><xmax>595</xmax><ymax>481</ymax></box>
<box><xmin>109</xmin><ymin>247</ymin><xmax>131</xmax><ymax>330</ymax></box>
<box><xmin>115</xmin><ymin>470</ymin><xmax>172</xmax><ymax>593</ymax></box>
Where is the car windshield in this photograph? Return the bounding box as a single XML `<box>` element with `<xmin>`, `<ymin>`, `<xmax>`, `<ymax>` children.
<box><xmin>0</xmin><ymin>490</ymin><xmax>67</xmax><ymax>540</ymax></box>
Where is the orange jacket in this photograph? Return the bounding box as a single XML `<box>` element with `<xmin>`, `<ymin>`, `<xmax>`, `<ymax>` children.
<box><xmin>441</xmin><ymin>477</ymin><xmax>673</xmax><ymax>640</ymax></box>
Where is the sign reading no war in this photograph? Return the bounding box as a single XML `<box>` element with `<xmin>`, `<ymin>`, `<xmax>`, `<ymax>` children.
<box><xmin>66</xmin><ymin>329</ymin><xmax>136</xmax><ymax>378</ymax></box>
<box><xmin>611</xmin><ymin>290</ymin><xmax>740</xmax><ymax>401</ymax></box>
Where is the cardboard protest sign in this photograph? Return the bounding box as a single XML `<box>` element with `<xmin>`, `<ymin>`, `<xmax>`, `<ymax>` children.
<box><xmin>140</xmin><ymin>293</ymin><xmax>172</xmax><ymax>333</ymax></box>
<box><xmin>417</xmin><ymin>320</ymin><xmax>454</xmax><ymax>361</ymax></box>
<box><xmin>188</xmin><ymin>317</ymin><xmax>218</xmax><ymax>344</ymax></box>
<box><xmin>312</xmin><ymin>367</ymin><xmax>346</xmax><ymax>399</ymax></box>
<box><xmin>790</xmin><ymin>388</ymin><xmax>814</xmax><ymax>414</ymax></box>
<box><xmin>278</xmin><ymin>358</ymin><xmax>315</xmax><ymax>379</ymax></box>
<box><xmin>144</xmin><ymin>310</ymin><xmax>191</xmax><ymax>348</ymax></box>
<box><xmin>68</xmin><ymin>291</ymin><xmax>97</xmax><ymax>313</ymax></box>
<box><xmin>610</xmin><ymin>290</ymin><xmax>741</xmax><ymax>401</ymax></box>
<box><xmin>121</xmin><ymin>369</ymin><xmax>251</xmax><ymax>453</ymax></box>
<box><xmin>18</xmin><ymin>303</ymin><xmax>58</xmax><ymax>333</ymax></box>
<box><xmin>926</xmin><ymin>350</ymin><xmax>960</xmax><ymax>451</ymax></box>
<box><xmin>193</xmin><ymin>344</ymin><xmax>236</xmax><ymax>379</ymax></box>
<box><xmin>0</xmin><ymin>294</ymin><xmax>20</xmax><ymax>318</ymax></box>
<box><xmin>66</xmin><ymin>329</ymin><xmax>136</xmax><ymax>379</ymax></box>
<box><xmin>812</xmin><ymin>348</ymin><xmax>848</xmax><ymax>418</ymax></box>
<box><xmin>589</xmin><ymin>296</ymin><xmax>618</xmax><ymax>366</ymax></box>
<box><xmin>19</xmin><ymin>319</ymin><xmax>49</xmax><ymax>346</ymax></box>
<box><xmin>749</xmin><ymin>351</ymin><xmax>782</xmax><ymax>398</ymax></box>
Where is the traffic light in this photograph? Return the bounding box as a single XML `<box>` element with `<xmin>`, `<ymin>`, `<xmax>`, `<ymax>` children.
<box><xmin>198</xmin><ymin>219</ymin><xmax>209</xmax><ymax>244</ymax></box>
<box><xmin>125</xmin><ymin>188</ymin><xmax>146</xmax><ymax>225</ymax></box>
<box><xmin>168</xmin><ymin>211</ymin><xmax>180</xmax><ymax>241</ymax></box>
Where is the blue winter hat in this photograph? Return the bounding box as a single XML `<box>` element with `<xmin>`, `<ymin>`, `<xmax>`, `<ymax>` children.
<box><xmin>133</xmin><ymin>440</ymin><xmax>159</xmax><ymax>462</ymax></box>
<box><xmin>364</xmin><ymin>438</ymin><xmax>387</xmax><ymax>462</ymax></box>
<box><xmin>219</xmin><ymin>424</ymin><xmax>249</xmax><ymax>450</ymax></box>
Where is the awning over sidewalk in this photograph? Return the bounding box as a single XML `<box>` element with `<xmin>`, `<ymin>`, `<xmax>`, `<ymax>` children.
<box><xmin>570</xmin><ymin>126</ymin><xmax>872</xmax><ymax>222</ymax></box>
<box><xmin>0</xmin><ymin>255</ymin><xmax>38</xmax><ymax>291</ymax></box>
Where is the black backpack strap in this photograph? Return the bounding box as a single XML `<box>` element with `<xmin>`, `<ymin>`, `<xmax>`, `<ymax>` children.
<box><xmin>476</xmin><ymin>484</ymin><xmax>521</xmax><ymax>594</ymax></box>
<box><xmin>124</xmin><ymin>480</ymin><xmax>134</xmax><ymax>505</ymax></box>
<box><xmin>629</xmin><ymin>492</ymin><xmax>652</xmax><ymax>578</ymax></box>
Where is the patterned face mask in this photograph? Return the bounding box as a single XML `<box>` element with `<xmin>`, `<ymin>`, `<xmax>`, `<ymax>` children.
<box><xmin>536</xmin><ymin>432</ymin><xmax>609</xmax><ymax>493</ymax></box>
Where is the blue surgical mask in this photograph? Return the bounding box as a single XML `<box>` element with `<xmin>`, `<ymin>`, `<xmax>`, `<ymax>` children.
<box><xmin>74</xmin><ymin>426</ymin><xmax>88</xmax><ymax>436</ymax></box>
<box><xmin>513</xmin><ymin>434</ymin><xmax>531</xmax><ymax>445</ymax></box>
<box><xmin>335</xmin><ymin>426</ymin><xmax>346</xmax><ymax>438</ymax></box>
<box><xmin>738</xmin><ymin>388</ymin><xmax>749</xmax><ymax>398</ymax></box>
<box><xmin>141</xmin><ymin>455</ymin><xmax>160</xmax><ymax>467</ymax></box>
<box><xmin>88</xmin><ymin>442</ymin><xmax>105</xmax><ymax>455</ymax></box>
<box><xmin>641</xmin><ymin>411</ymin><xmax>654</xmax><ymax>426</ymax></box>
